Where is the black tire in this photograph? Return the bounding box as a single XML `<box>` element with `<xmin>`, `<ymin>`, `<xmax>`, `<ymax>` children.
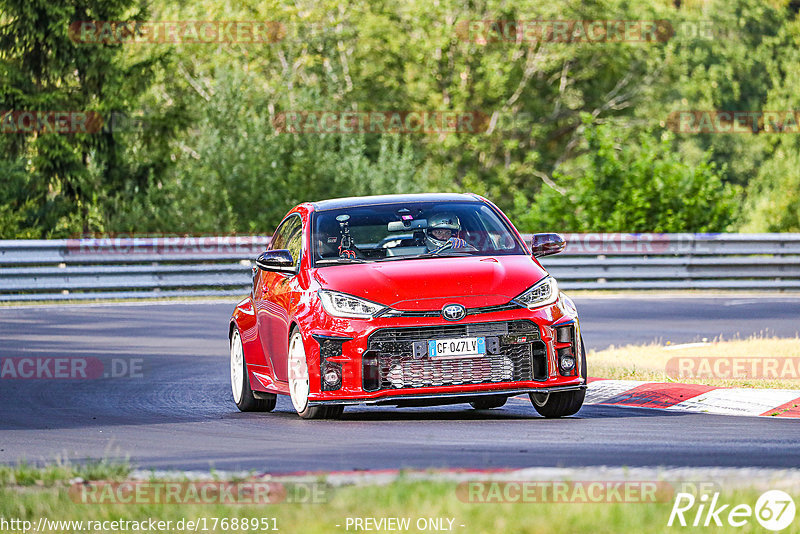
<box><xmin>324</xmin><ymin>405</ymin><xmax>345</xmax><ymax>419</ymax></box>
<box><xmin>231</xmin><ymin>327</ymin><xmax>276</xmax><ymax>412</ymax></box>
<box><xmin>530</xmin><ymin>336</ymin><xmax>587</xmax><ymax>418</ymax></box>
<box><xmin>297</xmin><ymin>404</ymin><xmax>345</xmax><ymax>419</ymax></box>
<box><xmin>579</xmin><ymin>337</ymin><xmax>588</xmax><ymax>382</ymax></box>
<box><xmin>530</xmin><ymin>389</ymin><xmax>585</xmax><ymax>418</ymax></box>
<box><xmin>469</xmin><ymin>396</ymin><xmax>508</xmax><ymax>410</ymax></box>
<box><xmin>297</xmin><ymin>404</ymin><xmax>327</xmax><ymax>419</ymax></box>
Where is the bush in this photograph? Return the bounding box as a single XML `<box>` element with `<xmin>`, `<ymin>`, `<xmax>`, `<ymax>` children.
<box><xmin>512</xmin><ymin>118</ymin><xmax>738</xmax><ymax>233</ymax></box>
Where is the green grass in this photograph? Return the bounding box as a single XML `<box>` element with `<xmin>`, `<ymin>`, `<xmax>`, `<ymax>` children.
<box><xmin>0</xmin><ymin>459</ymin><xmax>131</xmax><ymax>487</ymax></box>
<box><xmin>589</xmin><ymin>335</ymin><xmax>800</xmax><ymax>389</ymax></box>
<box><xmin>1</xmin><ymin>464</ymin><xmax>796</xmax><ymax>533</ymax></box>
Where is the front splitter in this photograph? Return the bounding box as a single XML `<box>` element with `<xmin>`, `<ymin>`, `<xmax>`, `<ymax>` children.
<box><xmin>308</xmin><ymin>384</ymin><xmax>587</xmax><ymax>406</ymax></box>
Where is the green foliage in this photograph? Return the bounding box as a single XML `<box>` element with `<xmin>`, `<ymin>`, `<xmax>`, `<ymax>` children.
<box><xmin>1</xmin><ymin>0</ymin><xmax>798</xmax><ymax>236</ymax></box>
<box><xmin>0</xmin><ymin>0</ymin><xmax>185</xmax><ymax>237</ymax></box>
<box><xmin>741</xmin><ymin>137</ymin><xmax>800</xmax><ymax>231</ymax></box>
<box><xmin>512</xmin><ymin>118</ymin><xmax>738</xmax><ymax>232</ymax></box>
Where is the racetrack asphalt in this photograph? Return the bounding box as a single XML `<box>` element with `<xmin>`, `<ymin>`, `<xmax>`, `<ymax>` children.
<box><xmin>1</xmin><ymin>296</ymin><xmax>798</xmax><ymax>472</ymax></box>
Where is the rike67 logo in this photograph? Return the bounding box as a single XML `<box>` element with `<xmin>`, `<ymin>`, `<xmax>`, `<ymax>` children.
<box><xmin>668</xmin><ymin>490</ymin><xmax>796</xmax><ymax>531</ymax></box>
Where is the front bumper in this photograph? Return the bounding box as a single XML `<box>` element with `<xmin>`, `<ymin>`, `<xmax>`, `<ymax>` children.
<box><xmin>302</xmin><ymin>300</ymin><xmax>584</xmax><ymax>404</ymax></box>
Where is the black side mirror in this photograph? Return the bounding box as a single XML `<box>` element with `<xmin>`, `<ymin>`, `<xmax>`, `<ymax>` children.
<box><xmin>531</xmin><ymin>233</ymin><xmax>566</xmax><ymax>258</ymax></box>
<box><xmin>255</xmin><ymin>249</ymin><xmax>295</xmax><ymax>273</ymax></box>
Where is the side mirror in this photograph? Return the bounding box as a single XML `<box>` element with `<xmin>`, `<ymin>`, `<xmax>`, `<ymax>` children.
<box><xmin>531</xmin><ymin>233</ymin><xmax>566</xmax><ymax>258</ymax></box>
<box><xmin>255</xmin><ymin>249</ymin><xmax>295</xmax><ymax>273</ymax></box>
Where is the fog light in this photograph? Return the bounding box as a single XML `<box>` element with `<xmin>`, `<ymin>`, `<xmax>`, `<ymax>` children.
<box><xmin>323</xmin><ymin>366</ymin><xmax>341</xmax><ymax>386</ymax></box>
<box><xmin>560</xmin><ymin>355</ymin><xmax>575</xmax><ymax>370</ymax></box>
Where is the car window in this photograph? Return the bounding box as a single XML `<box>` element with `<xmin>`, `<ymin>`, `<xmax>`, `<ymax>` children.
<box><xmin>312</xmin><ymin>201</ymin><xmax>526</xmax><ymax>265</ymax></box>
<box><xmin>270</xmin><ymin>214</ymin><xmax>303</xmax><ymax>267</ymax></box>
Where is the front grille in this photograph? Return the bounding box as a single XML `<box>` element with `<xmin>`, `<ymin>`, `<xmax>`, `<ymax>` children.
<box><xmin>364</xmin><ymin>320</ymin><xmax>547</xmax><ymax>391</ymax></box>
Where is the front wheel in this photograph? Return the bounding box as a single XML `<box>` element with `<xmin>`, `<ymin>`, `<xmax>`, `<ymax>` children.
<box><xmin>530</xmin><ymin>336</ymin><xmax>587</xmax><ymax>418</ymax></box>
<box><xmin>288</xmin><ymin>329</ymin><xmax>343</xmax><ymax>420</ymax></box>
<box><xmin>470</xmin><ymin>396</ymin><xmax>508</xmax><ymax>410</ymax></box>
<box><xmin>530</xmin><ymin>389</ymin><xmax>585</xmax><ymax>418</ymax></box>
<box><xmin>231</xmin><ymin>327</ymin><xmax>276</xmax><ymax>412</ymax></box>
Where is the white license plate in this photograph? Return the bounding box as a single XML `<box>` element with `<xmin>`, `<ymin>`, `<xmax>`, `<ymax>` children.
<box><xmin>428</xmin><ymin>337</ymin><xmax>486</xmax><ymax>358</ymax></box>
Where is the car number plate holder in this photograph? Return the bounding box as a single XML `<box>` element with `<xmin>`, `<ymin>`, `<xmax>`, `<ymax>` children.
<box><xmin>428</xmin><ymin>337</ymin><xmax>486</xmax><ymax>358</ymax></box>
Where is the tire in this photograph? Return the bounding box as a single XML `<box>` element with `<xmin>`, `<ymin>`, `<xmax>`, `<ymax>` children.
<box><xmin>469</xmin><ymin>396</ymin><xmax>508</xmax><ymax>410</ymax></box>
<box><xmin>288</xmin><ymin>328</ymin><xmax>344</xmax><ymax>419</ymax></box>
<box><xmin>231</xmin><ymin>327</ymin><xmax>276</xmax><ymax>412</ymax></box>
<box><xmin>579</xmin><ymin>337</ymin><xmax>588</xmax><ymax>382</ymax></box>
<box><xmin>529</xmin><ymin>336</ymin><xmax>587</xmax><ymax>418</ymax></box>
<box><xmin>324</xmin><ymin>405</ymin><xmax>345</xmax><ymax>419</ymax></box>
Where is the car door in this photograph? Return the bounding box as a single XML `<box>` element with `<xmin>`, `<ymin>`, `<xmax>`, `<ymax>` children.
<box><xmin>256</xmin><ymin>214</ymin><xmax>303</xmax><ymax>383</ymax></box>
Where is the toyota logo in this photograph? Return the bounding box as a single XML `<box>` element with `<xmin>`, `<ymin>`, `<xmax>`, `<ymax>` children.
<box><xmin>442</xmin><ymin>304</ymin><xmax>467</xmax><ymax>321</ymax></box>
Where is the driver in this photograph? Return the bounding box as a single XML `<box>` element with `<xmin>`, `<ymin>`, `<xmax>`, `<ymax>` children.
<box><xmin>425</xmin><ymin>212</ymin><xmax>469</xmax><ymax>250</ymax></box>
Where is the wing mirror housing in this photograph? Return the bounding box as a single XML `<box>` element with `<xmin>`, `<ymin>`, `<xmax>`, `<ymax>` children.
<box><xmin>531</xmin><ymin>233</ymin><xmax>566</xmax><ymax>258</ymax></box>
<box><xmin>255</xmin><ymin>249</ymin><xmax>295</xmax><ymax>273</ymax></box>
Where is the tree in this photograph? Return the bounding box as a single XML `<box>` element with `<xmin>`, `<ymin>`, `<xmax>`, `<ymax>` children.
<box><xmin>0</xmin><ymin>0</ymin><xmax>180</xmax><ymax>236</ymax></box>
<box><xmin>512</xmin><ymin>117</ymin><xmax>738</xmax><ymax>232</ymax></box>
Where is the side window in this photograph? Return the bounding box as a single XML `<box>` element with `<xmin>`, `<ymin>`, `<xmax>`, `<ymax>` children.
<box><xmin>270</xmin><ymin>215</ymin><xmax>303</xmax><ymax>267</ymax></box>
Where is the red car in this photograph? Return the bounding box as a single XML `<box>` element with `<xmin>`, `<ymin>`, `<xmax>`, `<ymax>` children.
<box><xmin>229</xmin><ymin>193</ymin><xmax>586</xmax><ymax>419</ymax></box>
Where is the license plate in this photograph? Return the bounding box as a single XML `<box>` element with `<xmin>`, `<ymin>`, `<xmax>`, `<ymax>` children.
<box><xmin>428</xmin><ymin>337</ymin><xmax>486</xmax><ymax>358</ymax></box>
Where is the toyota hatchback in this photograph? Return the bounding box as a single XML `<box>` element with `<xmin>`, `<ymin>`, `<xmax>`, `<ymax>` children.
<box><xmin>229</xmin><ymin>193</ymin><xmax>586</xmax><ymax>419</ymax></box>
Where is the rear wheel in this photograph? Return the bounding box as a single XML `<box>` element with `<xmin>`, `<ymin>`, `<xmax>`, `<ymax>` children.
<box><xmin>530</xmin><ymin>336</ymin><xmax>587</xmax><ymax>418</ymax></box>
<box><xmin>231</xmin><ymin>327</ymin><xmax>276</xmax><ymax>412</ymax></box>
<box><xmin>469</xmin><ymin>396</ymin><xmax>508</xmax><ymax>410</ymax></box>
<box><xmin>288</xmin><ymin>329</ymin><xmax>343</xmax><ymax>420</ymax></box>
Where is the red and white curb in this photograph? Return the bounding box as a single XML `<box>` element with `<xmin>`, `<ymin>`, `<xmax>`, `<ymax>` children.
<box><xmin>586</xmin><ymin>378</ymin><xmax>800</xmax><ymax>418</ymax></box>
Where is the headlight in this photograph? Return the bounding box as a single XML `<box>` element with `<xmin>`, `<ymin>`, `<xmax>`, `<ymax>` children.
<box><xmin>318</xmin><ymin>290</ymin><xmax>388</xmax><ymax>319</ymax></box>
<box><xmin>513</xmin><ymin>276</ymin><xmax>559</xmax><ymax>309</ymax></box>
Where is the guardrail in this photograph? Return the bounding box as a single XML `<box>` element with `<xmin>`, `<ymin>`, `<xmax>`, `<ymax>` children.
<box><xmin>0</xmin><ymin>234</ymin><xmax>798</xmax><ymax>301</ymax></box>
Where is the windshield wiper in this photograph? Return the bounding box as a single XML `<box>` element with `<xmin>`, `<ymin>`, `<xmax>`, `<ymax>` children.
<box><xmin>315</xmin><ymin>257</ymin><xmax>369</xmax><ymax>265</ymax></box>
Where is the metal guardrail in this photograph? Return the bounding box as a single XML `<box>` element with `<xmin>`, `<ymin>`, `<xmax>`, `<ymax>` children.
<box><xmin>0</xmin><ymin>234</ymin><xmax>798</xmax><ymax>301</ymax></box>
<box><xmin>541</xmin><ymin>233</ymin><xmax>800</xmax><ymax>290</ymax></box>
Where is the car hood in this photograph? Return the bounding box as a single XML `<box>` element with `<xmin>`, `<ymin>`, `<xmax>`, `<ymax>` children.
<box><xmin>313</xmin><ymin>255</ymin><xmax>547</xmax><ymax>310</ymax></box>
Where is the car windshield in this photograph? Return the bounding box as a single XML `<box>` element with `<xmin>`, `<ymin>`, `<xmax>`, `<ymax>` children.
<box><xmin>312</xmin><ymin>201</ymin><xmax>526</xmax><ymax>265</ymax></box>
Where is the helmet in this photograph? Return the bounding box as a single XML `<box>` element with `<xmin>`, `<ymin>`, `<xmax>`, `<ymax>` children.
<box><xmin>426</xmin><ymin>212</ymin><xmax>460</xmax><ymax>249</ymax></box>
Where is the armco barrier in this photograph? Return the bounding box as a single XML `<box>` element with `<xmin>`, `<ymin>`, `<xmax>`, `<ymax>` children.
<box><xmin>0</xmin><ymin>234</ymin><xmax>798</xmax><ymax>301</ymax></box>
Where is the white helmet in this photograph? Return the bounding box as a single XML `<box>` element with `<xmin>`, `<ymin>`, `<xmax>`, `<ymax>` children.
<box><xmin>426</xmin><ymin>212</ymin><xmax>460</xmax><ymax>249</ymax></box>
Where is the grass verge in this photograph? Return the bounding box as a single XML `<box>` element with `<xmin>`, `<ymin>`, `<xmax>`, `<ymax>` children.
<box><xmin>1</xmin><ymin>464</ymin><xmax>797</xmax><ymax>534</ymax></box>
<box><xmin>589</xmin><ymin>335</ymin><xmax>800</xmax><ymax>389</ymax></box>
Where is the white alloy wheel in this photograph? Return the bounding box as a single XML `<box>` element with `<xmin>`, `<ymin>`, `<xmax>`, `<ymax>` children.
<box><xmin>230</xmin><ymin>329</ymin><xmax>244</xmax><ymax>404</ymax></box>
<box><xmin>288</xmin><ymin>330</ymin><xmax>310</xmax><ymax>413</ymax></box>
